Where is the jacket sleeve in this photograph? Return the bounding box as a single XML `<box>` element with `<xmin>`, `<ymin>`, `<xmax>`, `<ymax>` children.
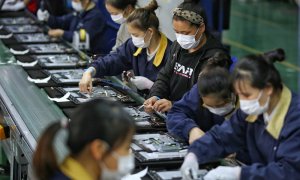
<box><xmin>188</xmin><ymin>109</ymin><xmax>248</xmax><ymax>164</ymax></box>
<box><xmin>81</xmin><ymin>12</ymin><xmax>105</xmax><ymax>45</ymax></box>
<box><xmin>48</xmin><ymin>14</ymin><xmax>73</xmax><ymax>30</ymax></box>
<box><xmin>166</xmin><ymin>85</ymin><xmax>201</xmax><ymax>141</ymax></box>
<box><xmin>148</xmin><ymin>42</ymin><xmax>177</xmax><ymax>99</ymax></box>
<box><xmin>90</xmin><ymin>40</ymin><xmax>133</xmax><ymax>77</ymax></box>
<box><xmin>241</xmin><ymin>109</ymin><xmax>300</xmax><ymax>180</ymax></box>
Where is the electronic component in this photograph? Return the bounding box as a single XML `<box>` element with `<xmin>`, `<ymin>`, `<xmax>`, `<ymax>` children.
<box><xmin>132</xmin><ymin>133</ymin><xmax>188</xmax><ymax>163</ymax></box>
<box><xmin>14</xmin><ymin>33</ymin><xmax>58</xmax><ymax>43</ymax></box>
<box><xmin>58</xmin><ymin>86</ymin><xmax>135</xmax><ymax>104</ymax></box>
<box><xmin>4</xmin><ymin>25</ymin><xmax>42</xmax><ymax>33</ymax></box>
<box><xmin>25</xmin><ymin>43</ymin><xmax>73</xmax><ymax>54</ymax></box>
<box><xmin>45</xmin><ymin>69</ymin><xmax>85</xmax><ymax>84</ymax></box>
<box><xmin>148</xmin><ymin>169</ymin><xmax>208</xmax><ymax>180</ymax></box>
<box><xmin>0</xmin><ymin>17</ymin><xmax>35</xmax><ymax>25</ymax></box>
<box><xmin>36</xmin><ymin>54</ymin><xmax>85</xmax><ymax>68</ymax></box>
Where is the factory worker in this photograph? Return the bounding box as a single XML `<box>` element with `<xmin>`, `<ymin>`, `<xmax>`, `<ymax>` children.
<box><xmin>79</xmin><ymin>0</ymin><xmax>172</xmax><ymax>96</ymax></box>
<box><xmin>144</xmin><ymin>0</ymin><xmax>231</xmax><ymax>114</ymax></box>
<box><xmin>105</xmin><ymin>0</ymin><xmax>136</xmax><ymax>51</ymax></box>
<box><xmin>37</xmin><ymin>0</ymin><xmax>112</xmax><ymax>54</ymax></box>
<box><xmin>180</xmin><ymin>49</ymin><xmax>300</xmax><ymax>180</ymax></box>
<box><xmin>33</xmin><ymin>98</ymin><xmax>136</xmax><ymax>180</ymax></box>
<box><xmin>167</xmin><ymin>52</ymin><xmax>237</xmax><ymax>145</ymax></box>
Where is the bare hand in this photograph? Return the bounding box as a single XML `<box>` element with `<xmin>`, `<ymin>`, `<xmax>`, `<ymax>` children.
<box><xmin>153</xmin><ymin>99</ymin><xmax>172</xmax><ymax>113</ymax></box>
<box><xmin>188</xmin><ymin>127</ymin><xmax>205</xmax><ymax>145</ymax></box>
<box><xmin>48</xmin><ymin>29</ymin><xmax>64</xmax><ymax>38</ymax></box>
<box><xmin>143</xmin><ymin>96</ymin><xmax>158</xmax><ymax>113</ymax></box>
<box><xmin>79</xmin><ymin>72</ymin><xmax>93</xmax><ymax>93</ymax></box>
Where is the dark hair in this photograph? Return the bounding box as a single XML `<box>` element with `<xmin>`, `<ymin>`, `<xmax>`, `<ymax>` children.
<box><xmin>173</xmin><ymin>0</ymin><xmax>207</xmax><ymax>27</ymax></box>
<box><xmin>232</xmin><ymin>48</ymin><xmax>285</xmax><ymax>91</ymax></box>
<box><xmin>198</xmin><ymin>52</ymin><xmax>232</xmax><ymax>99</ymax></box>
<box><xmin>33</xmin><ymin>98</ymin><xmax>135</xmax><ymax>180</ymax></box>
<box><xmin>126</xmin><ymin>0</ymin><xmax>159</xmax><ymax>31</ymax></box>
<box><xmin>105</xmin><ymin>0</ymin><xmax>137</xmax><ymax>10</ymax></box>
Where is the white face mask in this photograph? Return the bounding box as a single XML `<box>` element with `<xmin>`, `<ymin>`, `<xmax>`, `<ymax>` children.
<box><xmin>131</xmin><ymin>31</ymin><xmax>152</xmax><ymax>48</ymax></box>
<box><xmin>111</xmin><ymin>14</ymin><xmax>125</xmax><ymax>24</ymax></box>
<box><xmin>175</xmin><ymin>28</ymin><xmax>202</xmax><ymax>50</ymax></box>
<box><xmin>240</xmin><ymin>91</ymin><xmax>270</xmax><ymax>115</ymax></box>
<box><xmin>72</xmin><ymin>1</ymin><xmax>84</xmax><ymax>12</ymax></box>
<box><xmin>101</xmin><ymin>152</ymin><xmax>135</xmax><ymax>180</ymax></box>
<box><xmin>206</xmin><ymin>103</ymin><xmax>235</xmax><ymax>116</ymax></box>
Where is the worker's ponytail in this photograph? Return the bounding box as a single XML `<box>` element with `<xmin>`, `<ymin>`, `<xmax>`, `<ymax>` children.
<box><xmin>232</xmin><ymin>48</ymin><xmax>285</xmax><ymax>91</ymax></box>
<box><xmin>33</xmin><ymin>121</ymin><xmax>65</xmax><ymax>180</ymax></box>
<box><xmin>198</xmin><ymin>52</ymin><xmax>232</xmax><ymax>99</ymax></box>
<box><xmin>126</xmin><ymin>0</ymin><xmax>159</xmax><ymax>31</ymax></box>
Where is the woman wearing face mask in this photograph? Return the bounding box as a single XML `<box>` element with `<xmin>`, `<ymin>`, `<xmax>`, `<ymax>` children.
<box><xmin>180</xmin><ymin>49</ymin><xmax>300</xmax><ymax>180</ymax></box>
<box><xmin>79</xmin><ymin>0</ymin><xmax>172</xmax><ymax>95</ymax></box>
<box><xmin>105</xmin><ymin>0</ymin><xmax>136</xmax><ymax>52</ymax></box>
<box><xmin>166</xmin><ymin>52</ymin><xmax>238</xmax><ymax>145</ymax></box>
<box><xmin>37</xmin><ymin>0</ymin><xmax>112</xmax><ymax>54</ymax></box>
<box><xmin>33</xmin><ymin>98</ymin><xmax>135</xmax><ymax>180</ymax></box>
<box><xmin>144</xmin><ymin>0</ymin><xmax>231</xmax><ymax>114</ymax></box>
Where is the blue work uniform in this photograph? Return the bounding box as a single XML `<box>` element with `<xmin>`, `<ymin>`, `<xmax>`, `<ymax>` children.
<box><xmin>90</xmin><ymin>34</ymin><xmax>172</xmax><ymax>83</ymax></box>
<box><xmin>167</xmin><ymin>84</ymin><xmax>226</xmax><ymax>141</ymax></box>
<box><xmin>48</xmin><ymin>6</ymin><xmax>113</xmax><ymax>54</ymax></box>
<box><xmin>189</xmin><ymin>85</ymin><xmax>300</xmax><ymax>180</ymax></box>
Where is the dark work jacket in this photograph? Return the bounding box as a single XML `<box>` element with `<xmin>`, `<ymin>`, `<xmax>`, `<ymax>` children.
<box><xmin>189</xmin><ymin>86</ymin><xmax>300</xmax><ymax>180</ymax></box>
<box><xmin>90</xmin><ymin>35</ymin><xmax>172</xmax><ymax>83</ymax></box>
<box><xmin>148</xmin><ymin>33</ymin><xmax>230</xmax><ymax>102</ymax></box>
<box><xmin>48</xmin><ymin>6</ymin><xmax>110</xmax><ymax>54</ymax></box>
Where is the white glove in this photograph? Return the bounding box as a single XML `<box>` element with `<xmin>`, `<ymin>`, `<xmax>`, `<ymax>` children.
<box><xmin>204</xmin><ymin>166</ymin><xmax>241</xmax><ymax>180</ymax></box>
<box><xmin>130</xmin><ymin>76</ymin><xmax>154</xmax><ymax>90</ymax></box>
<box><xmin>180</xmin><ymin>153</ymin><xmax>199</xmax><ymax>180</ymax></box>
<box><xmin>37</xmin><ymin>9</ymin><xmax>50</xmax><ymax>22</ymax></box>
<box><xmin>2</xmin><ymin>1</ymin><xmax>25</xmax><ymax>11</ymax></box>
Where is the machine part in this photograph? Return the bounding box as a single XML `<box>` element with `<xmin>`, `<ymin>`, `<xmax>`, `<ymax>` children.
<box><xmin>72</xmin><ymin>29</ymin><xmax>90</xmax><ymax>51</ymax></box>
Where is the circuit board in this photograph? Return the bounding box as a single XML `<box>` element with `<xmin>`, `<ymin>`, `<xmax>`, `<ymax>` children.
<box><xmin>148</xmin><ymin>169</ymin><xmax>208</xmax><ymax>180</ymax></box>
<box><xmin>132</xmin><ymin>133</ymin><xmax>188</xmax><ymax>162</ymax></box>
<box><xmin>59</xmin><ymin>86</ymin><xmax>135</xmax><ymax>104</ymax></box>
<box><xmin>123</xmin><ymin>107</ymin><xmax>151</xmax><ymax>122</ymax></box>
<box><xmin>0</xmin><ymin>17</ymin><xmax>35</xmax><ymax>25</ymax></box>
<box><xmin>4</xmin><ymin>25</ymin><xmax>41</xmax><ymax>33</ymax></box>
<box><xmin>46</xmin><ymin>69</ymin><xmax>84</xmax><ymax>84</ymax></box>
<box><xmin>25</xmin><ymin>43</ymin><xmax>72</xmax><ymax>53</ymax></box>
<box><xmin>14</xmin><ymin>33</ymin><xmax>56</xmax><ymax>43</ymax></box>
<box><xmin>36</xmin><ymin>54</ymin><xmax>83</xmax><ymax>68</ymax></box>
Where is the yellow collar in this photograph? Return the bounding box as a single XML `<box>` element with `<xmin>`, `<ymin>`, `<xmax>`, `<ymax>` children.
<box><xmin>133</xmin><ymin>33</ymin><xmax>168</xmax><ymax>67</ymax></box>
<box><xmin>246</xmin><ymin>85</ymin><xmax>292</xmax><ymax>139</ymax></box>
<box><xmin>60</xmin><ymin>156</ymin><xmax>94</xmax><ymax>180</ymax></box>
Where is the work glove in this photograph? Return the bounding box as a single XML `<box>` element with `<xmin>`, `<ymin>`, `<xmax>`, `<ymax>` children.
<box><xmin>130</xmin><ymin>76</ymin><xmax>154</xmax><ymax>90</ymax></box>
<box><xmin>2</xmin><ymin>0</ymin><xmax>25</xmax><ymax>11</ymax></box>
<box><xmin>37</xmin><ymin>9</ymin><xmax>50</xmax><ymax>22</ymax></box>
<box><xmin>180</xmin><ymin>153</ymin><xmax>199</xmax><ymax>180</ymax></box>
<box><xmin>204</xmin><ymin>166</ymin><xmax>241</xmax><ymax>180</ymax></box>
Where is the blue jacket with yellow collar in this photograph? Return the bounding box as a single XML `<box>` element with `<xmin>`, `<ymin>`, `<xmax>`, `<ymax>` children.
<box><xmin>90</xmin><ymin>34</ymin><xmax>171</xmax><ymax>82</ymax></box>
<box><xmin>48</xmin><ymin>6</ymin><xmax>113</xmax><ymax>54</ymax></box>
<box><xmin>188</xmin><ymin>86</ymin><xmax>300</xmax><ymax>179</ymax></box>
<box><xmin>167</xmin><ymin>84</ymin><xmax>226</xmax><ymax>141</ymax></box>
